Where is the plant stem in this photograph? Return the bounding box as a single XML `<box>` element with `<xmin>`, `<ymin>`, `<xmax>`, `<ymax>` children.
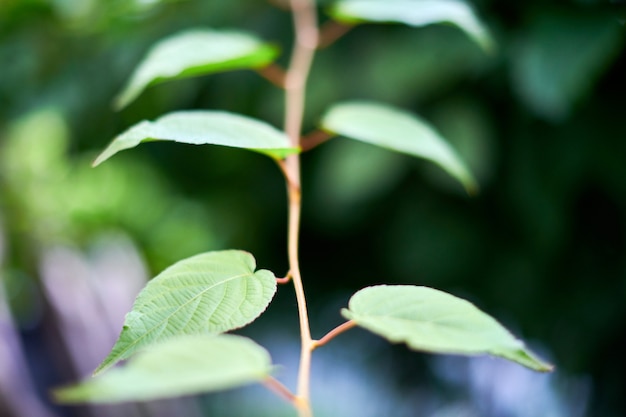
<box><xmin>283</xmin><ymin>0</ymin><xmax>318</xmax><ymax>416</ymax></box>
<box><xmin>312</xmin><ymin>320</ymin><xmax>357</xmax><ymax>350</ymax></box>
<box><xmin>301</xmin><ymin>129</ymin><xmax>334</xmax><ymax>152</ymax></box>
<box><xmin>317</xmin><ymin>20</ymin><xmax>353</xmax><ymax>49</ymax></box>
<box><xmin>257</xmin><ymin>63</ymin><xmax>287</xmax><ymax>88</ymax></box>
<box><xmin>276</xmin><ymin>270</ymin><xmax>292</xmax><ymax>284</ymax></box>
<box><xmin>264</xmin><ymin>377</ymin><xmax>297</xmax><ymax>403</ymax></box>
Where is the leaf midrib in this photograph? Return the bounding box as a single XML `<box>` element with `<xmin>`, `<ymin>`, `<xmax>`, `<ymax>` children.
<box><xmin>353</xmin><ymin>311</ymin><xmax>503</xmax><ymax>334</ymax></box>
<box><xmin>106</xmin><ymin>271</ymin><xmax>252</xmax><ymax>367</ymax></box>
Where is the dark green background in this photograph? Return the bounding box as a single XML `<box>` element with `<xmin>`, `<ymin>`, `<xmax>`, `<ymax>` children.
<box><xmin>1</xmin><ymin>0</ymin><xmax>625</xmax><ymax>416</ymax></box>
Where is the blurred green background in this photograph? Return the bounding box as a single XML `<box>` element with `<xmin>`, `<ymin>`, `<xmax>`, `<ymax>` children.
<box><xmin>1</xmin><ymin>0</ymin><xmax>625</xmax><ymax>416</ymax></box>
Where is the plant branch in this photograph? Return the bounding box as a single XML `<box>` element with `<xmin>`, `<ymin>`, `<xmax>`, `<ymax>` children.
<box><xmin>276</xmin><ymin>270</ymin><xmax>292</xmax><ymax>284</ymax></box>
<box><xmin>283</xmin><ymin>0</ymin><xmax>318</xmax><ymax>416</ymax></box>
<box><xmin>264</xmin><ymin>377</ymin><xmax>297</xmax><ymax>403</ymax></box>
<box><xmin>285</xmin><ymin>0</ymin><xmax>318</xmax><ymax>144</ymax></box>
<box><xmin>276</xmin><ymin>159</ymin><xmax>299</xmax><ymax>190</ymax></box>
<box><xmin>312</xmin><ymin>321</ymin><xmax>357</xmax><ymax>350</ymax></box>
<box><xmin>317</xmin><ymin>20</ymin><xmax>354</xmax><ymax>49</ymax></box>
<box><xmin>286</xmin><ymin>183</ymin><xmax>311</xmax><ymax>417</ymax></box>
<box><xmin>257</xmin><ymin>64</ymin><xmax>287</xmax><ymax>88</ymax></box>
<box><xmin>301</xmin><ymin>129</ymin><xmax>334</xmax><ymax>152</ymax></box>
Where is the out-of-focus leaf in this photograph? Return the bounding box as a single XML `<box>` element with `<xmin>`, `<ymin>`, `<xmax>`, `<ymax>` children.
<box><xmin>94</xmin><ymin>250</ymin><xmax>277</xmax><ymax>375</ymax></box>
<box><xmin>328</xmin><ymin>0</ymin><xmax>493</xmax><ymax>51</ymax></box>
<box><xmin>93</xmin><ymin>110</ymin><xmax>298</xmax><ymax>166</ymax></box>
<box><xmin>0</xmin><ymin>109</ymin><xmax>72</xmax><ymax>245</ymax></box>
<box><xmin>425</xmin><ymin>98</ymin><xmax>496</xmax><ymax>192</ymax></box>
<box><xmin>56</xmin><ymin>335</ymin><xmax>273</xmax><ymax>403</ymax></box>
<box><xmin>512</xmin><ymin>12</ymin><xmax>623</xmax><ymax>121</ymax></box>
<box><xmin>115</xmin><ymin>29</ymin><xmax>279</xmax><ymax>109</ymax></box>
<box><xmin>321</xmin><ymin>101</ymin><xmax>477</xmax><ymax>193</ymax></box>
<box><xmin>343</xmin><ymin>285</ymin><xmax>554</xmax><ymax>372</ymax></box>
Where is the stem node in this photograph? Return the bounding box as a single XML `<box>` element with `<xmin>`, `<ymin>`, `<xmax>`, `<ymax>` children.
<box><xmin>276</xmin><ymin>270</ymin><xmax>292</xmax><ymax>284</ymax></box>
<box><xmin>257</xmin><ymin>64</ymin><xmax>287</xmax><ymax>88</ymax></box>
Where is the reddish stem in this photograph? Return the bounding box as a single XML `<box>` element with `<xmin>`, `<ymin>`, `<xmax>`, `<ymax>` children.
<box><xmin>257</xmin><ymin>64</ymin><xmax>287</xmax><ymax>88</ymax></box>
<box><xmin>312</xmin><ymin>321</ymin><xmax>357</xmax><ymax>350</ymax></box>
<box><xmin>264</xmin><ymin>377</ymin><xmax>297</xmax><ymax>403</ymax></box>
<box><xmin>301</xmin><ymin>130</ymin><xmax>334</xmax><ymax>152</ymax></box>
<box><xmin>276</xmin><ymin>271</ymin><xmax>292</xmax><ymax>284</ymax></box>
<box><xmin>317</xmin><ymin>20</ymin><xmax>354</xmax><ymax>49</ymax></box>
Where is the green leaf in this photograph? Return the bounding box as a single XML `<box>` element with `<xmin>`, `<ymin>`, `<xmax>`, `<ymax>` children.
<box><xmin>328</xmin><ymin>0</ymin><xmax>493</xmax><ymax>51</ymax></box>
<box><xmin>94</xmin><ymin>250</ymin><xmax>277</xmax><ymax>375</ymax></box>
<box><xmin>321</xmin><ymin>101</ymin><xmax>477</xmax><ymax>193</ymax></box>
<box><xmin>512</xmin><ymin>12</ymin><xmax>623</xmax><ymax>121</ymax></box>
<box><xmin>55</xmin><ymin>335</ymin><xmax>273</xmax><ymax>403</ymax></box>
<box><xmin>342</xmin><ymin>285</ymin><xmax>553</xmax><ymax>372</ymax></box>
<box><xmin>115</xmin><ymin>29</ymin><xmax>279</xmax><ymax>109</ymax></box>
<box><xmin>93</xmin><ymin>110</ymin><xmax>298</xmax><ymax>166</ymax></box>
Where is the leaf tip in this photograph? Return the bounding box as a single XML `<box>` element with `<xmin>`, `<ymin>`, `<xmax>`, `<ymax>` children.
<box><xmin>465</xmin><ymin>180</ymin><xmax>480</xmax><ymax>196</ymax></box>
<box><xmin>112</xmin><ymin>98</ymin><xmax>125</xmax><ymax>112</ymax></box>
<box><xmin>92</xmin><ymin>359</ymin><xmax>112</xmax><ymax>377</ymax></box>
<box><xmin>91</xmin><ymin>151</ymin><xmax>110</xmax><ymax>168</ymax></box>
<box><xmin>525</xmin><ymin>351</ymin><xmax>555</xmax><ymax>373</ymax></box>
<box><xmin>112</xmin><ymin>79</ymin><xmax>139</xmax><ymax>111</ymax></box>
<box><xmin>525</xmin><ymin>358</ymin><xmax>555</xmax><ymax>373</ymax></box>
<box><xmin>52</xmin><ymin>381</ymin><xmax>89</xmax><ymax>404</ymax></box>
<box><xmin>51</xmin><ymin>388</ymin><xmax>68</xmax><ymax>404</ymax></box>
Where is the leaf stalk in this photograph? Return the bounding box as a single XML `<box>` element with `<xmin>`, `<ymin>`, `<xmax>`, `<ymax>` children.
<box><xmin>264</xmin><ymin>377</ymin><xmax>297</xmax><ymax>403</ymax></box>
<box><xmin>276</xmin><ymin>270</ymin><xmax>293</xmax><ymax>284</ymax></box>
<box><xmin>317</xmin><ymin>20</ymin><xmax>353</xmax><ymax>49</ymax></box>
<box><xmin>312</xmin><ymin>320</ymin><xmax>357</xmax><ymax>350</ymax></box>
<box><xmin>258</xmin><ymin>63</ymin><xmax>288</xmax><ymax>88</ymax></box>
<box><xmin>300</xmin><ymin>129</ymin><xmax>334</xmax><ymax>152</ymax></box>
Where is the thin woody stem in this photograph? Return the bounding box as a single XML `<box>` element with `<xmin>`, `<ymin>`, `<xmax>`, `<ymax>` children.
<box><xmin>263</xmin><ymin>377</ymin><xmax>297</xmax><ymax>403</ymax></box>
<box><xmin>257</xmin><ymin>64</ymin><xmax>287</xmax><ymax>88</ymax></box>
<box><xmin>283</xmin><ymin>0</ymin><xmax>318</xmax><ymax>416</ymax></box>
<box><xmin>276</xmin><ymin>159</ymin><xmax>299</xmax><ymax>190</ymax></box>
<box><xmin>276</xmin><ymin>270</ymin><xmax>292</xmax><ymax>284</ymax></box>
<box><xmin>286</xmin><ymin>183</ymin><xmax>311</xmax><ymax>417</ymax></box>
<box><xmin>301</xmin><ymin>129</ymin><xmax>334</xmax><ymax>152</ymax></box>
<box><xmin>312</xmin><ymin>321</ymin><xmax>357</xmax><ymax>350</ymax></box>
<box><xmin>317</xmin><ymin>20</ymin><xmax>353</xmax><ymax>49</ymax></box>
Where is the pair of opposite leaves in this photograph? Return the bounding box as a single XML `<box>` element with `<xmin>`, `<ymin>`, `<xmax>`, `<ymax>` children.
<box><xmin>56</xmin><ymin>251</ymin><xmax>551</xmax><ymax>403</ymax></box>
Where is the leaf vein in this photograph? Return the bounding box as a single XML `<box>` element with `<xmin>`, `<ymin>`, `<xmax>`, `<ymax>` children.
<box><xmin>111</xmin><ymin>271</ymin><xmax>252</xmax><ymax>363</ymax></box>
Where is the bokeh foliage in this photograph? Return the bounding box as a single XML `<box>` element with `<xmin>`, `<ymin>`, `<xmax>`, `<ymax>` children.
<box><xmin>1</xmin><ymin>0</ymin><xmax>625</xmax><ymax>416</ymax></box>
